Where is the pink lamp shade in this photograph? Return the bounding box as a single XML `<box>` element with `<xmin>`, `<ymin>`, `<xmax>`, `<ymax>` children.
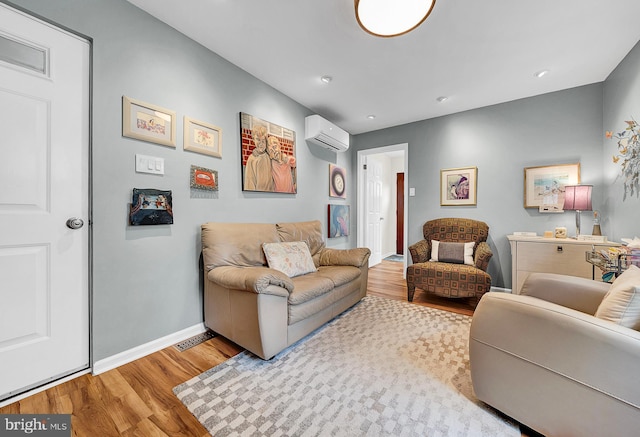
<box><xmin>563</xmin><ymin>185</ymin><xmax>593</xmax><ymax>211</ymax></box>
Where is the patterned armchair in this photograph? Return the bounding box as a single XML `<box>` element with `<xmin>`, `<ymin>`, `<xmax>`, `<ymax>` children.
<box><xmin>406</xmin><ymin>218</ymin><xmax>493</xmax><ymax>305</ymax></box>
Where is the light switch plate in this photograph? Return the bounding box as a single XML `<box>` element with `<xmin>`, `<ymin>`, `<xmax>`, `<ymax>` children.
<box><xmin>135</xmin><ymin>154</ymin><xmax>164</xmax><ymax>175</ymax></box>
<box><xmin>409</xmin><ymin>187</ymin><xmax>416</xmax><ymax>196</ymax></box>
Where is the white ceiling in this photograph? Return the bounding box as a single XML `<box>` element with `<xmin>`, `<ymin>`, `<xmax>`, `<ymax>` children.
<box><xmin>127</xmin><ymin>0</ymin><xmax>640</xmax><ymax>135</ymax></box>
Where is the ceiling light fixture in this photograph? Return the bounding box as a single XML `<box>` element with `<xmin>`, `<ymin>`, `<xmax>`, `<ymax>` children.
<box><xmin>320</xmin><ymin>75</ymin><xmax>333</xmax><ymax>83</ymax></box>
<box><xmin>355</xmin><ymin>0</ymin><xmax>437</xmax><ymax>38</ymax></box>
<box><xmin>367</xmin><ymin>115</ymin><xmax>376</xmax><ymax>119</ymax></box>
<box><xmin>534</xmin><ymin>70</ymin><xmax>550</xmax><ymax>78</ymax></box>
<box><xmin>436</xmin><ymin>96</ymin><xmax>448</xmax><ymax>102</ymax></box>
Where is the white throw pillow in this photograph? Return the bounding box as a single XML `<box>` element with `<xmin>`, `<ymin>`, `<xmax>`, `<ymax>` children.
<box><xmin>595</xmin><ymin>264</ymin><xmax>640</xmax><ymax>330</ymax></box>
<box><xmin>430</xmin><ymin>240</ymin><xmax>475</xmax><ymax>266</ymax></box>
<box><xmin>262</xmin><ymin>241</ymin><xmax>317</xmax><ymax>278</ymax></box>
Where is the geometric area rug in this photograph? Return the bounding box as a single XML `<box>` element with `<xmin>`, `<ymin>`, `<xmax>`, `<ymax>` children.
<box><xmin>173</xmin><ymin>296</ymin><xmax>519</xmax><ymax>436</ymax></box>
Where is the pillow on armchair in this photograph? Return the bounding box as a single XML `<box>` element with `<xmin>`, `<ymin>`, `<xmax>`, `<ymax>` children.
<box><xmin>430</xmin><ymin>240</ymin><xmax>475</xmax><ymax>266</ymax></box>
<box><xmin>594</xmin><ymin>264</ymin><xmax>640</xmax><ymax>330</ymax></box>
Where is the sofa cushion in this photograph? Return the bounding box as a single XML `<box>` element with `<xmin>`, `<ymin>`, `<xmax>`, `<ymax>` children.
<box><xmin>263</xmin><ymin>241</ymin><xmax>317</xmax><ymax>278</ymax></box>
<box><xmin>595</xmin><ymin>265</ymin><xmax>640</xmax><ymax>330</ymax></box>
<box><xmin>316</xmin><ymin>265</ymin><xmax>361</xmax><ymax>288</ymax></box>
<box><xmin>288</xmin><ymin>273</ymin><xmax>334</xmax><ymax>305</ymax></box>
<box><xmin>430</xmin><ymin>240</ymin><xmax>475</xmax><ymax>265</ymax></box>
<box><xmin>277</xmin><ymin>221</ymin><xmax>325</xmax><ymax>266</ymax></box>
<box><xmin>202</xmin><ymin>222</ymin><xmax>279</xmax><ymax>269</ymax></box>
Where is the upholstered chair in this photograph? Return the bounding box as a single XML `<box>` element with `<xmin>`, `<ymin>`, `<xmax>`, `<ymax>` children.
<box><xmin>406</xmin><ymin>218</ymin><xmax>492</xmax><ymax>305</ymax></box>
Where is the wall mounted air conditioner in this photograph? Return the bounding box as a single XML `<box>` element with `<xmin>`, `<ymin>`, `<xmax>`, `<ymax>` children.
<box><xmin>304</xmin><ymin>115</ymin><xmax>350</xmax><ymax>152</ymax></box>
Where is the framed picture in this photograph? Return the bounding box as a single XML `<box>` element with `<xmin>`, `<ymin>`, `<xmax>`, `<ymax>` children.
<box><xmin>328</xmin><ymin>204</ymin><xmax>350</xmax><ymax>238</ymax></box>
<box><xmin>129</xmin><ymin>188</ymin><xmax>173</xmax><ymax>225</ymax></box>
<box><xmin>440</xmin><ymin>166</ymin><xmax>477</xmax><ymax>206</ymax></box>
<box><xmin>190</xmin><ymin>165</ymin><xmax>218</xmax><ymax>191</ymax></box>
<box><xmin>329</xmin><ymin>164</ymin><xmax>346</xmax><ymax>198</ymax></box>
<box><xmin>524</xmin><ymin>163</ymin><xmax>580</xmax><ymax>208</ymax></box>
<box><xmin>240</xmin><ymin>112</ymin><xmax>297</xmax><ymax>193</ymax></box>
<box><xmin>184</xmin><ymin>116</ymin><xmax>222</xmax><ymax>158</ymax></box>
<box><xmin>122</xmin><ymin>96</ymin><xmax>176</xmax><ymax>147</ymax></box>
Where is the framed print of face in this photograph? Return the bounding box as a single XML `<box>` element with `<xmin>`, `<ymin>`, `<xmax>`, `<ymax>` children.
<box><xmin>329</xmin><ymin>164</ymin><xmax>346</xmax><ymax>198</ymax></box>
<box><xmin>440</xmin><ymin>166</ymin><xmax>477</xmax><ymax>206</ymax></box>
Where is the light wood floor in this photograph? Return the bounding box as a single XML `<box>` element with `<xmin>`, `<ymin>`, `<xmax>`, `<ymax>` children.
<box><xmin>1</xmin><ymin>260</ymin><xmax>540</xmax><ymax>436</ymax></box>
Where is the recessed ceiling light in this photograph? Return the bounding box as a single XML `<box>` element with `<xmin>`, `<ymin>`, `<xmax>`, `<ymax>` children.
<box><xmin>367</xmin><ymin>115</ymin><xmax>376</xmax><ymax>119</ymax></box>
<box><xmin>534</xmin><ymin>70</ymin><xmax>550</xmax><ymax>78</ymax></box>
<box><xmin>320</xmin><ymin>75</ymin><xmax>333</xmax><ymax>84</ymax></box>
<box><xmin>436</xmin><ymin>96</ymin><xmax>448</xmax><ymax>102</ymax></box>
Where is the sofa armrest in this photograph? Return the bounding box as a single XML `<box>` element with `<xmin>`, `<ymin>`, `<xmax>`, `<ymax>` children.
<box><xmin>520</xmin><ymin>272</ymin><xmax>610</xmax><ymax>315</ymax></box>
<box><xmin>408</xmin><ymin>239</ymin><xmax>430</xmax><ymax>264</ymax></box>
<box><xmin>207</xmin><ymin>266</ymin><xmax>293</xmax><ymax>296</ymax></box>
<box><xmin>318</xmin><ymin>247</ymin><xmax>371</xmax><ymax>267</ymax></box>
<box><xmin>470</xmin><ymin>292</ymin><xmax>640</xmax><ymax>421</ymax></box>
<box><xmin>474</xmin><ymin>241</ymin><xmax>492</xmax><ymax>271</ymax></box>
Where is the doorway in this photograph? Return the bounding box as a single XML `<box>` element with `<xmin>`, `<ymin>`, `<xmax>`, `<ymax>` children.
<box><xmin>357</xmin><ymin>144</ymin><xmax>408</xmax><ymax>275</ymax></box>
<box><xmin>0</xmin><ymin>3</ymin><xmax>91</xmax><ymax>402</ymax></box>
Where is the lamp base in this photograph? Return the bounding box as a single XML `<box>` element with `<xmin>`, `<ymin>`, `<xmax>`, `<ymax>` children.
<box><xmin>592</xmin><ymin>224</ymin><xmax>602</xmax><ymax>236</ymax></box>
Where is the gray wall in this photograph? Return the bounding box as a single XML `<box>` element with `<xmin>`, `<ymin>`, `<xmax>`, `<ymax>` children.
<box><xmin>8</xmin><ymin>0</ymin><xmax>355</xmax><ymax>362</ymax></box>
<box><xmin>603</xmin><ymin>40</ymin><xmax>640</xmax><ymax>239</ymax></box>
<box><xmin>353</xmin><ymin>84</ymin><xmax>606</xmax><ymax>289</ymax></box>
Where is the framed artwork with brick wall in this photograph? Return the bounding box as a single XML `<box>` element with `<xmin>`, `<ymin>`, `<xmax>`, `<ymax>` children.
<box><xmin>240</xmin><ymin>112</ymin><xmax>297</xmax><ymax>193</ymax></box>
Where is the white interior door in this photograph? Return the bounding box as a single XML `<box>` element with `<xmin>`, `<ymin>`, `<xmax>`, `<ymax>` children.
<box><xmin>366</xmin><ymin>157</ymin><xmax>383</xmax><ymax>267</ymax></box>
<box><xmin>0</xmin><ymin>4</ymin><xmax>90</xmax><ymax>401</ymax></box>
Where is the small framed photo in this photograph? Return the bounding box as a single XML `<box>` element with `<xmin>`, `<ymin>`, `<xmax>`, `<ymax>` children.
<box><xmin>329</xmin><ymin>164</ymin><xmax>346</xmax><ymax>198</ymax></box>
<box><xmin>184</xmin><ymin>116</ymin><xmax>222</xmax><ymax>158</ymax></box>
<box><xmin>440</xmin><ymin>166</ymin><xmax>477</xmax><ymax>206</ymax></box>
<box><xmin>190</xmin><ymin>165</ymin><xmax>218</xmax><ymax>191</ymax></box>
<box><xmin>129</xmin><ymin>188</ymin><xmax>173</xmax><ymax>225</ymax></box>
<box><xmin>122</xmin><ymin>96</ymin><xmax>176</xmax><ymax>147</ymax></box>
<box><xmin>328</xmin><ymin>204</ymin><xmax>350</xmax><ymax>238</ymax></box>
<box><xmin>523</xmin><ymin>163</ymin><xmax>580</xmax><ymax>208</ymax></box>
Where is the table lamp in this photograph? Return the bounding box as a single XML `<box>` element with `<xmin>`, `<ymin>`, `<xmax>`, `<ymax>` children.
<box><xmin>563</xmin><ymin>185</ymin><xmax>592</xmax><ymax>237</ymax></box>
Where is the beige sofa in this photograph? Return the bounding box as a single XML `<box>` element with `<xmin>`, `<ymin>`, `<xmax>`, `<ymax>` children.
<box><xmin>469</xmin><ymin>272</ymin><xmax>640</xmax><ymax>436</ymax></box>
<box><xmin>201</xmin><ymin>220</ymin><xmax>370</xmax><ymax>359</ymax></box>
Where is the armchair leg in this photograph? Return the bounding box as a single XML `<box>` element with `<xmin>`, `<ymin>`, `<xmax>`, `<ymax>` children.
<box><xmin>407</xmin><ymin>284</ymin><xmax>416</xmax><ymax>302</ymax></box>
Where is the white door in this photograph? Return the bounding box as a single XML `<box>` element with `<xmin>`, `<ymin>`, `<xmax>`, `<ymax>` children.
<box><xmin>0</xmin><ymin>4</ymin><xmax>90</xmax><ymax>401</ymax></box>
<box><xmin>366</xmin><ymin>157</ymin><xmax>383</xmax><ymax>267</ymax></box>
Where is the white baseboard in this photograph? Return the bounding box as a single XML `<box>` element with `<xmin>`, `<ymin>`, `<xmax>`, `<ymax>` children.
<box><xmin>92</xmin><ymin>322</ymin><xmax>207</xmax><ymax>375</ymax></box>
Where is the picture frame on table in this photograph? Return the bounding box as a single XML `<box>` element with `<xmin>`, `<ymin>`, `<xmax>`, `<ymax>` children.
<box><xmin>122</xmin><ymin>96</ymin><xmax>176</xmax><ymax>147</ymax></box>
<box><xmin>523</xmin><ymin>163</ymin><xmax>580</xmax><ymax>209</ymax></box>
<box><xmin>440</xmin><ymin>166</ymin><xmax>477</xmax><ymax>206</ymax></box>
<box><xmin>184</xmin><ymin>116</ymin><xmax>222</xmax><ymax>158</ymax></box>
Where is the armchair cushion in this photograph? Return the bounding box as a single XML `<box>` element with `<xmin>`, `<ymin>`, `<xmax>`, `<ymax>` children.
<box><xmin>262</xmin><ymin>241</ymin><xmax>317</xmax><ymax>278</ymax></box>
<box><xmin>595</xmin><ymin>265</ymin><xmax>640</xmax><ymax>330</ymax></box>
<box><xmin>430</xmin><ymin>240</ymin><xmax>474</xmax><ymax>265</ymax></box>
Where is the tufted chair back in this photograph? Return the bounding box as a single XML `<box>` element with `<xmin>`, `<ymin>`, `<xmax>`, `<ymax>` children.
<box><xmin>423</xmin><ymin>218</ymin><xmax>489</xmax><ymax>257</ymax></box>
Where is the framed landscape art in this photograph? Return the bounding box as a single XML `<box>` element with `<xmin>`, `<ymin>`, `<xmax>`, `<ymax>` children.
<box><xmin>523</xmin><ymin>163</ymin><xmax>580</xmax><ymax>209</ymax></box>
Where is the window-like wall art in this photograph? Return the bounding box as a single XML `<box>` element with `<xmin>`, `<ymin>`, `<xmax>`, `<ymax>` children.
<box><xmin>122</xmin><ymin>96</ymin><xmax>176</xmax><ymax>148</ymax></box>
<box><xmin>523</xmin><ymin>163</ymin><xmax>580</xmax><ymax>209</ymax></box>
<box><xmin>240</xmin><ymin>112</ymin><xmax>297</xmax><ymax>193</ymax></box>
<box><xmin>440</xmin><ymin>166</ymin><xmax>477</xmax><ymax>206</ymax></box>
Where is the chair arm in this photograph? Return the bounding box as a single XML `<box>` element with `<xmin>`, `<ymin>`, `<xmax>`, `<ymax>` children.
<box><xmin>474</xmin><ymin>241</ymin><xmax>492</xmax><ymax>271</ymax></box>
<box><xmin>408</xmin><ymin>239</ymin><xmax>430</xmax><ymax>264</ymax></box>
<box><xmin>207</xmin><ymin>266</ymin><xmax>292</xmax><ymax>296</ymax></box>
<box><xmin>520</xmin><ymin>272</ymin><xmax>610</xmax><ymax>315</ymax></box>
<box><xmin>470</xmin><ymin>292</ymin><xmax>640</xmax><ymax>416</ymax></box>
<box><xmin>319</xmin><ymin>247</ymin><xmax>371</xmax><ymax>267</ymax></box>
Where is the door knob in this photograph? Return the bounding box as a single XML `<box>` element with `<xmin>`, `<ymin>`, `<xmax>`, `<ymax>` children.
<box><xmin>66</xmin><ymin>217</ymin><xmax>84</xmax><ymax>229</ymax></box>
